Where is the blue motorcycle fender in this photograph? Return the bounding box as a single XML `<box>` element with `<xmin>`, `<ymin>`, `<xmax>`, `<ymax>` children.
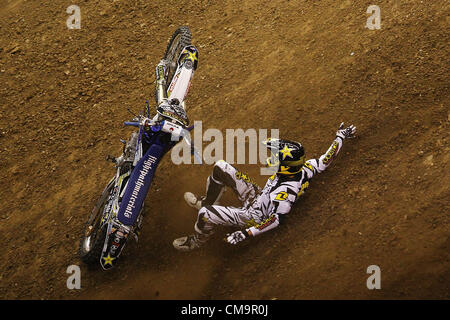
<box><xmin>117</xmin><ymin>144</ymin><xmax>163</xmax><ymax>226</ymax></box>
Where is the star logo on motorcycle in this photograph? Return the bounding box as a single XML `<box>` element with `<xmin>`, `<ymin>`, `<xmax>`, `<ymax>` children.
<box><xmin>102</xmin><ymin>254</ymin><xmax>115</xmax><ymax>266</ymax></box>
<box><xmin>185</xmin><ymin>51</ymin><xmax>197</xmax><ymax>62</ymax></box>
<box><xmin>280</xmin><ymin>145</ymin><xmax>293</xmax><ymax>160</ymax></box>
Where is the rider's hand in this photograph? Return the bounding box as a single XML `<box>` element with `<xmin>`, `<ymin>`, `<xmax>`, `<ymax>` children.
<box><xmin>226</xmin><ymin>230</ymin><xmax>249</xmax><ymax>245</ymax></box>
<box><xmin>336</xmin><ymin>122</ymin><xmax>356</xmax><ymax>140</ymax></box>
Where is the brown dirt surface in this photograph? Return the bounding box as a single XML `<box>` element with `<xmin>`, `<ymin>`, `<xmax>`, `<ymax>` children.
<box><xmin>0</xmin><ymin>0</ymin><xmax>449</xmax><ymax>300</ymax></box>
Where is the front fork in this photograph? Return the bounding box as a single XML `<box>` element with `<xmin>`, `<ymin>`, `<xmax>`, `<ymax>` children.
<box><xmin>98</xmin><ymin>160</ymin><xmax>134</xmax><ymax>270</ymax></box>
<box><xmin>155</xmin><ymin>62</ymin><xmax>168</xmax><ymax>105</ymax></box>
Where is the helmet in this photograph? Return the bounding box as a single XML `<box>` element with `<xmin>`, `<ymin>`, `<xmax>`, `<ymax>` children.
<box><xmin>263</xmin><ymin>138</ymin><xmax>305</xmax><ymax>175</ymax></box>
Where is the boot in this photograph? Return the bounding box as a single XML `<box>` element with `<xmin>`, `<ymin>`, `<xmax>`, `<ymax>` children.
<box><xmin>184</xmin><ymin>192</ymin><xmax>203</xmax><ymax>210</ymax></box>
<box><xmin>173</xmin><ymin>233</ymin><xmax>206</xmax><ymax>251</ymax></box>
<box><xmin>184</xmin><ymin>176</ymin><xmax>224</xmax><ymax>210</ymax></box>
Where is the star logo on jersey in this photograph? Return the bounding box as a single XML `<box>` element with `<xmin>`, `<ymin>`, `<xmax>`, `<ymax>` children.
<box><xmin>102</xmin><ymin>254</ymin><xmax>115</xmax><ymax>266</ymax></box>
<box><xmin>280</xmin><ymin>145</ymin><xmax>294</xmax><ymax>160</ymax></box>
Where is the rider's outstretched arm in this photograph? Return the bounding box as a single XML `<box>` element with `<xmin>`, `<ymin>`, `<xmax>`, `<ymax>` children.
<box><xmin>302</xmin><ymin>122</ymin><xmax>356</xmax><ymax>179</ymax></box>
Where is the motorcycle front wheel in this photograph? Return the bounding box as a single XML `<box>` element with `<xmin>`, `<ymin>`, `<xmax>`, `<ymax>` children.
<box><xmin>78</xmin><ymin>179</ymin><xmax>113</xmax><ymax>266</ymax></box>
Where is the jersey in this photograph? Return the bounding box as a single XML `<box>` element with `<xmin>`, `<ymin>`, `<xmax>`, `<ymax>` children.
<box><xmin>247</xmin><ymin>136</ymin><xmax>344</xmax><ymax>236</ymax></box>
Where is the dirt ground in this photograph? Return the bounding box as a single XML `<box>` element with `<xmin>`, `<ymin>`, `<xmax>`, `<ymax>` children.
<box><xmin>0</xmin><ymin>0</ymin><xmax>448</xmax><ymax>299</ymax></box>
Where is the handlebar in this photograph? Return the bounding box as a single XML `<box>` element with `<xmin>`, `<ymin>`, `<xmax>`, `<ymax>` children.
<box><xmin>123</xmin><ymin>117</ymin><xmax>200</xmax><ymax>162</ymax></box>
<box><xmin>124</xmin><ymin>118</ymin><xmax>194</xmax><ymax>132</ymax></box>
<box><xmin>123</xmin><ymin>118</ymin><xmax>194</xmax><ymax>142</ymax></box>
<box><xmin>123</xmin><ymin>121</ymin><xmax>140</xmax><ymax>127</ymax></box>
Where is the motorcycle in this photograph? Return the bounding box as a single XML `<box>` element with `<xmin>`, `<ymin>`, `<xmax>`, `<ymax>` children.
<box><xmin>78</xmin><ymin>26</ymin><xmax>199</xmax><ymax>270</ymax></box>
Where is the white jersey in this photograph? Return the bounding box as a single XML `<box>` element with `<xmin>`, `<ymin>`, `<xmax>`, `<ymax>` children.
<box><xmin>195</xmin><ymin>136</ymin><xmax>344</xmax><ymax>237</ymax></box>
<box><xmin>246</xmin><ymin>136</ymin><xmax>344</xmax><ymax>236</ymax></box>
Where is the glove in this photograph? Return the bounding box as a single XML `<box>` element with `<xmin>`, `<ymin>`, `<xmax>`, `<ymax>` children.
<box><xmin>336</xmin><ymin>122</ymin><xmax>356</xmax><ymax>140</ymax></box>
<box><xmin>226</xmin><ymin>230</ymin><xmax>248</xmax><ymax>245</ymax></box>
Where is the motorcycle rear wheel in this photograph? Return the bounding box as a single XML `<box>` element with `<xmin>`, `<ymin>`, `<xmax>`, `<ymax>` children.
<box><xmin>158</xmin><ymin>26</ymin><xmax>192</xmax><ymax>101</ymax></box>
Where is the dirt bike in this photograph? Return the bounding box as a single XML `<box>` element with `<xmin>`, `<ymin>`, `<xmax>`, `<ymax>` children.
<box><xmin>78</xmin><ymin>26</ymin><xmax>198</xmax><ymax>270</ymax></box>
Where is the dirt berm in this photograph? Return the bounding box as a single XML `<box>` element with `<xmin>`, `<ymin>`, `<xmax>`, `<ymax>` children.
<box><xmin>0</xmin><ymin>0</ymin><xmax>448</xmax><ymax>299</ymax></box>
